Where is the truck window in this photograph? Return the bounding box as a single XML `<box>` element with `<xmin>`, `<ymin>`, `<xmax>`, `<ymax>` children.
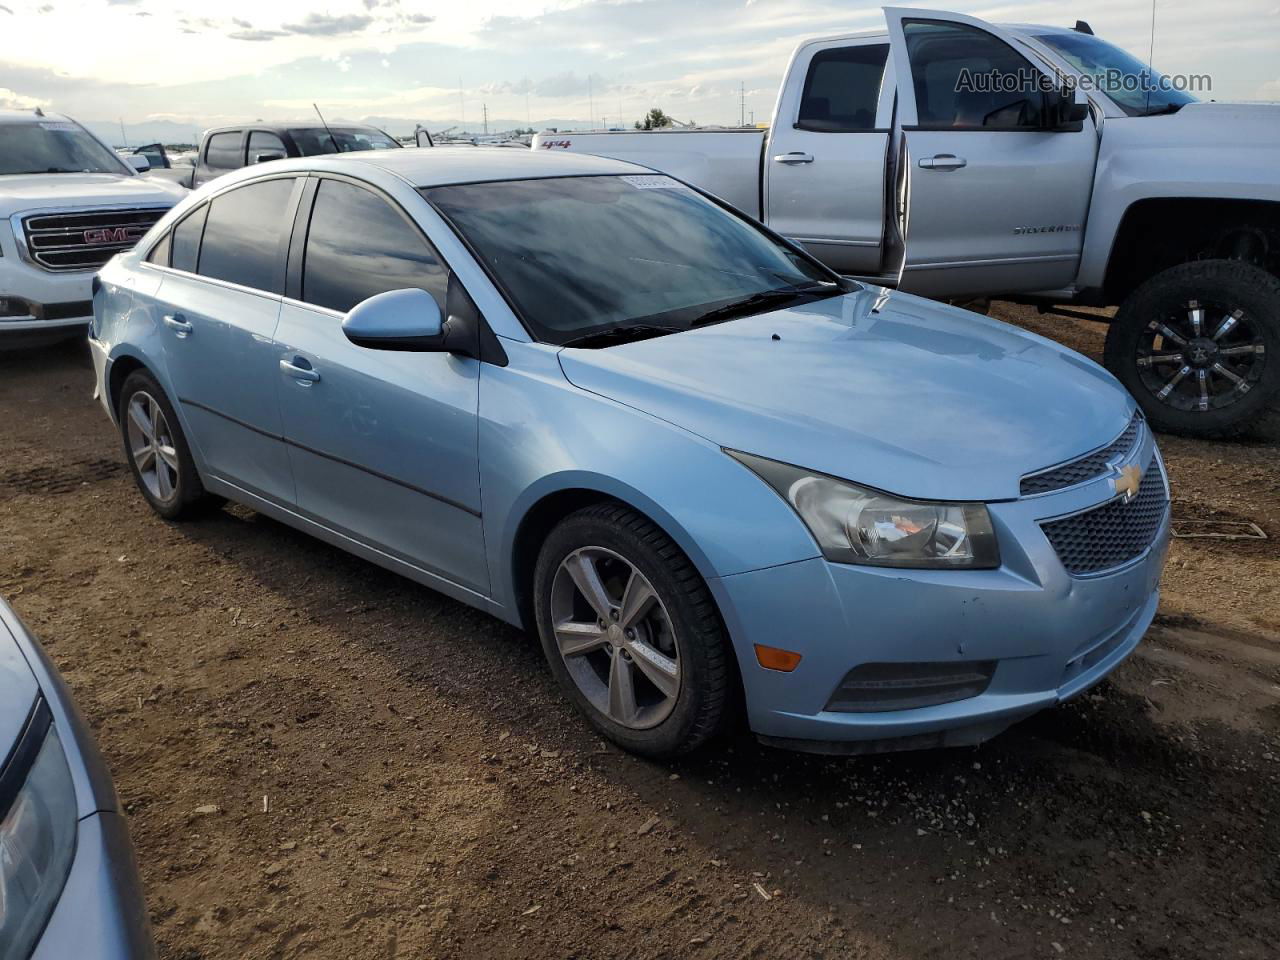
<box><xmin>247</xmin><ymin>131</ymin><xmax>288</xmax><ymax>164</ymax></box>
<box><xmin>197</xmin><ymin>179</ymin><xmax>296</xmax><ymax>293</ymax></box>
<box><xmin>204</xmin><ymin>131</ymin><xmax>243</xmax><ymax>170</ymax></box>
<box><xmin>797</xmin><ymin>44</ymin><xmax>889</xmax><ymax>132</ymax></box>
<box><xmin>903</xmin><ymin>20</ymin><xmax>1043</xmax><ymax>129</ymax></box>
<box><xmin>301</xmin><ymin>179</ymin><xmax>447</xmax><ymax>313</ymax></box>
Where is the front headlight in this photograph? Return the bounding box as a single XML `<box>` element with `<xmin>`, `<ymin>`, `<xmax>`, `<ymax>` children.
<box><xmin>729</xmin><ymin>450</ymin><xmax>1000</xmax><ymax>569</ymax></box>
<box><xmin>0</xmin><ymin>721</ymin><xmax>78</xmax><ymax>958</ymax></box>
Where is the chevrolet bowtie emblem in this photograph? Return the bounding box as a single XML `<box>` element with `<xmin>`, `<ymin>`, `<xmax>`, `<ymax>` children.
<box><xmin>1113</xmin><ymin>464</ymin><xmax>1142</xmax><ymax>503</ymax></box>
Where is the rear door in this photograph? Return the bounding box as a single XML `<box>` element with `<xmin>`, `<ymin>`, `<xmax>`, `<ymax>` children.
<box><xmin>194</xmin><ymin>129</ymin><xmax>244</xmax><ymax>187</ymax></box>
<box><xmin>764</xmin><ymin>36</ymin><xmax>895</xmax><ymax>275</ymax></box>
<box><xmin>884</xmin><ymin>7</ymin><xmax>1097</xmax><ymax>298</ymax></box>
<box><xmin>149</xmin><ymin>175</ymin><xmax>302</xmax><ymax>503</ymax></box>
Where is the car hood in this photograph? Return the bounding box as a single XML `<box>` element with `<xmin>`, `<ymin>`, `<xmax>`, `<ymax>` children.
<box><xmin>0</xmin><ymin>172</ymin><xmax>186</xmax><ymax>217</ymax></box>
<box><xmin>557</xmin><ymin>287</ymin><xmax>1134</xmax><ymax>502</ymax></box>
<box><xmin>0</xmin><ymin>613</ymin><xmax>39</xmax><ymax>766</ymax></box>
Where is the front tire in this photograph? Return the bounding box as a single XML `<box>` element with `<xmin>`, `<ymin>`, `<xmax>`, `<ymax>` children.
<box><xmin>1104</xmin><ymin>259</ymin><xmax>1280</xmax><ymax>438</ymax></box>
<box><xmin>533</xmin><ymin>503</ymin><xmax>733</xmax><ymax>758</ymax></box>
<box><xmin>117</xmin><ymin>370</ymin><xmax>218</xmax><ymax>520</ymax></box>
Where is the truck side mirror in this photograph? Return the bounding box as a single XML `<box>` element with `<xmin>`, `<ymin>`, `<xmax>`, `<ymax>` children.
<box><xmin>1045</xmin><ymin>84</ymin><xmax>1089</xmax><ymax>132</ymax></box>
<box><xmin>126</xmin><ymin>154</ymin><xmax>151</xmax><ymax>172</ymax></box>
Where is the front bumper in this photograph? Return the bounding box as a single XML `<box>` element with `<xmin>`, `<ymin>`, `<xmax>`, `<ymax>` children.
<box><xmin>709</xmin><ymin>455</ymin><xmax>1171</xmax><ymax>753</ymax></box>
<box><xmin>0</xmin><ymin>258</ymin><xmax>95</xmax><ymax>334</ymax></box>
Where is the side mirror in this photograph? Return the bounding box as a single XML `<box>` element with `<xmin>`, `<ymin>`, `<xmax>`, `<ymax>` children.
<box><xmin>254</xmin><ymin>152</ymin><xmax>286</xmax><ymax>164</ymax></box>
<box><xmin>342</xmin><ymin>288</ymin><xmax>448</xmax><ymax>352</ymax></box>
<box><xmin>126</xmin><ymin>154</ymin><xmax>150</xmax><ymax>172</ymax></box>
<box><xmin>1046</xmin><ymin>84</ymin><xmax>1090</xmax><ymax>132</ymax></box>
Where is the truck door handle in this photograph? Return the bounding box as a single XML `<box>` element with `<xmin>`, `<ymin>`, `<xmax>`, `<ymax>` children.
<box><xmin>279</xmin><ymin>357</ymin><xmax>320</xmax><ymax>384</ymax></box>
<box><xmin>918</xmin><ymin>154</ymin><xmax>967</xmax><ymax>171</ymax></box>
<box><xmin>772</xmin><ymin>152</ymin><xmax>814</xmax><ymax>164</ymax></box>
<box><xmin>162</xmin><ymin>314</ymin><xmax>193</xmax><ymax>336</ymax></box>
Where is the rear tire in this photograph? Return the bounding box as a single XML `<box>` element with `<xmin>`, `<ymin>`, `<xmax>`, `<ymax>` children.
<box><xmin>533</xmin><ymin>502</ymin><xmax>733</xmax><ymax>758</ymax></box>
<box><xmin>117</xmin><ymin>370</ymin><xmax>219</xmax><ymax>521</ymax></box>
<box><xmin>1104</xmin><ymin>259</ymin><xmax>1280</xmax><ymax>438</ymax></box>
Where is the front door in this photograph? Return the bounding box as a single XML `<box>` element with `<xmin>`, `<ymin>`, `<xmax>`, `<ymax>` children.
<box><xmin>885</xmin><ymin>7</ymin><xmax>1098</xmax><ymax>298</ymax></box>
<box><xmin>155</xmin><ymin>176</ymin><xmax>300</xmax><ymax>504</ymax></box>
<box><xmin>765</xmin><ymin>36</ymin><xmax>895</xmax><ymax>275</ymax></box>
<box><xmin>274</xmin><ymin>176</ymin><xmax>488</xmax><ymax>594</ymax></box>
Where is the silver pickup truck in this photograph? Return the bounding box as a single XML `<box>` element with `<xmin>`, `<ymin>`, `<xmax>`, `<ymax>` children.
<box><xmin>534</xmin><ymin>7</ymin><xmax>1280</xmax><ymax>438</ymax></box>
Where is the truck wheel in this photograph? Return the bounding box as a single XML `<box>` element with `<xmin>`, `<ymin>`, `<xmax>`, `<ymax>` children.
<box><xmin>1105</xmin><ymin>259</ymin><xmax>1280</xmax><ymax>438</ymax></box>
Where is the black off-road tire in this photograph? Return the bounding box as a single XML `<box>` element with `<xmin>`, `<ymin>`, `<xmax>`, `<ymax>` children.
<box><xmin>117</xmin><ymin>369</ymin><xmax>220</xmax><ymax>521</ymax></box>
<box><xmin>533</xmin><ymin>502</ymin><xmax>734</xmax><ymax>758</ymax></box>
<box><xmin>1104</xmin><ymin>259</ymin><xmax>1280</xmax><ymax>438</ymax></box>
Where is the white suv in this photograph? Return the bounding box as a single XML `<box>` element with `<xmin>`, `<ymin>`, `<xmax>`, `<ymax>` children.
<box><xmin>0</xmin><ymin>109</ymin><xmax>187</xmax><ymax>347</ymax></box>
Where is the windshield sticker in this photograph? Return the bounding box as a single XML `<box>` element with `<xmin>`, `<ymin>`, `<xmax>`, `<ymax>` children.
<box><xmin>38</xmin><ymin>122</ymin><xmax>80</xmax><ymax>132</ymax></box>
<box><xmin>619</xmin><ymin>175</ymin><xmax>688</xmax><ymax>190</ymax></box>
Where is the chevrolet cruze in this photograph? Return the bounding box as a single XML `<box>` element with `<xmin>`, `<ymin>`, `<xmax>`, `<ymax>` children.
<box><xmin>89</xmin><ymin>149</ymin><xmax>1170</xmax><ymax>757</ymax></box>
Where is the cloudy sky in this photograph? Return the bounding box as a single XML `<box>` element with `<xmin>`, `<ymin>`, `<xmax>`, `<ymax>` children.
<box><xmin>0</xmin><ymin>0</ymin><xmax>1276</xmax><ymax>138</ymax></box>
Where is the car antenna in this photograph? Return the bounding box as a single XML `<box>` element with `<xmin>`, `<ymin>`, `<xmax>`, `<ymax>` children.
<box><xmin>313</xmin><ymin>103</ymin><xmax>341</xmax><ymax>154</ymax></box>
<box><xmin>1144</xmin><ymin>0</ymin><xmax>1157</xmax><ymax>115</ymax></box>
<box><xmin>33</xmin><ymin>106</ymin><xmax>44</xmax><ymax>117</ymax></box>
<box><xmin>1073</xmin><ymin>19</ymin><xmax>1093</xmax><ymax>34</ymax></box>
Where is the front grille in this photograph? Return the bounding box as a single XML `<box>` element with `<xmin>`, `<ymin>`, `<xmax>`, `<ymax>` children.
<box><xmin>21</xmin><ymin>207</ymin><xmax>166</xmax><ymax>272</ymax></box>
<box><xmin>1020</xmin><ymin>411</ymin><xmax>1144</xmax><ymax>496</ymax></box>
<box><xmin>1040</xmin><ymin>460</ymin><xmax>1168</xmax><ymax>576</ymax></box>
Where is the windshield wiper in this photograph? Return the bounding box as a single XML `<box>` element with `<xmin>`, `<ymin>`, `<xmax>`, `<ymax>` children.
<box><xmin>689</xmin><ymin>283</ymin><xmax>838</xmax><ymax>328</ymax></box>
<box><xmin>1142</xmin><ymin>102</ymin><xmax>1184</xmax><ymax>117</ymax></box>
<box><xmin>561</xmin><ymin>323</ymin><xmax>681</xmax><ymax>349</ymax></box>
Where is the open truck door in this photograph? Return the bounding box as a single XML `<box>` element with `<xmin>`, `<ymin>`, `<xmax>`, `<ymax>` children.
<box><xmin>884</xmin><ymin>7</ymin><xmax>1096</xmax><ymax>299</ymax></box>
<box><xmin>414</xmin><ymin>125</ymin><xmax>434</xmax><ymax>148</ymax></box>
<box><xmin>132</xmin><ymin>143</ymin><xmax>170</xmax><ymax>170</ymax></box>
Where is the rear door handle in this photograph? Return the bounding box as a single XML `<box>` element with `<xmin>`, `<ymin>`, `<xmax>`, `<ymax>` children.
<box><xmin>279</xmin><ymin>357</ymin><xmax>320</xmax><ymax>384</ymax></box>
<box><xmin>772</xmin><ymin>152</ymin><xmax>814</xmax><ymax>164</ymax></box>
<box><xmin>162</xmin><ymin>314</ymin><xmax>192</xmax><ymax>336</ymax></box>
<box><xmin>918</xmin><ymin>154</ymin><xmax>967</xmax><ymax>171</ymax></box>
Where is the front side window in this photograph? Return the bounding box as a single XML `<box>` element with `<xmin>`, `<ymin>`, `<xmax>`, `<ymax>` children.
<box><xmin>302</xmin><ymin>179</ymin><xmax>447</xmax><ymax>313</ymax></box>
<box><xmin>197</xmin><ymin>179</ymin><xmax>296</xmax><ymax>293</ymax></box>
<box><xmin>0</xmin><ymin>121</ymin><xmax>129</xmax><ymax>176</ymax></box>
<box><xmin>170</xmin><ymin>204</ymin><xmax>207</xmax><ymax>273</ymax></box>
<box><xmin>904</xmin><ymin>20</ymin><xmax>1043</xmax><ymax>128</ymax></box>
<box><xmin>287</xmin><ymin>127</ymin><xmax>400</xmax><ymax>156</ymax></box>
<box><xmin>798</xmin><ymin>44</ymin><xmax>889</xmax><ymax>132</ymax></box>
<box><xmin>1034</xmin><ymin>31</ymin><xmax>1196</xmax><ymax>117</ymax></box>
<box><xmin>247</xmin><ymin>131</ymin><xmax>288</xmax><ymax>164</ymax></box>
<box><xmin>204</xmin><ymin>131</ymin><xmax>243</xmax><ymax>170</ymax></box>
<box><xmin>425</xmin><ymin>175</ymin><xmax>833</xmax><ymax>345</ymax></box>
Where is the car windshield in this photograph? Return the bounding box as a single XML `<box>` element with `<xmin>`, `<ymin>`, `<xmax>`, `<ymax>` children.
<box><xmin>1035</xmin><ymin>32</ymin><xmax>1197</xmax><ymax>117</ymax></box>
<box><xmin>287</xmin><ymin>127</ymin><xmax>401</xmax><ymax>155</ymax></box>
<box><xmin>424</xmin><ymin>175</ymin><xmax>836</xmax><ymax>344</ymax></box>
<box><xmin>0</xmin><ymin>121</ymin><xmax>129</xmax><ymax>175</ymax></box>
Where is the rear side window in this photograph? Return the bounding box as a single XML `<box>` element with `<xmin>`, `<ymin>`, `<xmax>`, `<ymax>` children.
<box><xmin>170</xmin><ymin>204</ymin><xmax>207</xmax><ymax>273</ymax></box>
<box><xmin>302</xmin><ymin>179</ymin><xmax>447</xmax><ymax>313</ymax></box>
<box><xmin>197</xmin><ymin>178</ymin><xmax>297</xmax><ymax>293</ymax></box>
<box><xmin>903</xmin><ymin>20</ymin><xmax>1043</xmax><ymax>128</ymax></box>
<box><xmin>204</xmin><ymin>131</ymin><xmax>243</xmax><ymax>170</ymax></box>
<box><xmin>798</xmin><ymin>44</ymin><xmax>889</xmax><ymax>131</ymax></box>
<box><xmin>248</xmin><ymin>131</ymin><xmax>288</xmax><ymax>164</ymax></box>
<box><xmin>146</xmin><ymin>231</ymin><xmax>171</xmax><ymax>266</ymax></box>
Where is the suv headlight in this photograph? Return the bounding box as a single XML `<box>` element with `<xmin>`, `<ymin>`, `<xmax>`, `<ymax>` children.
<box><xmin>0</xmin><ymin>719</ymin><xmax>78</xmax><ymax>958</ymax></box>
<box><xmin>729</xmin><ymin>450</ymin><xmax>1000</xmax><ymax>569</ymax></box>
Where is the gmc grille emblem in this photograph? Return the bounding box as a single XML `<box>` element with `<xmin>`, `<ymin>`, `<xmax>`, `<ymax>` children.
<box><xmin>83</xmin><ymin>226</ymin><xmax>144</xmax><ymax>245</ymax></box>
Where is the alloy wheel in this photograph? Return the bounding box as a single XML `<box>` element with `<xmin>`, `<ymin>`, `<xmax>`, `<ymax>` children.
<box><xmin>549</xmin><ymin>546</ymin><xmax>681</xmax><ymax>730</ymax></box>
<box><xmin>1136</xmin><ymin>298</ymin><xmax>1267</xmax><ymax>413</ymax></box>
<box><xmin>126</xmin><ymin>390</ymin><xmax>180</xmax><ymax>503</ymax></box>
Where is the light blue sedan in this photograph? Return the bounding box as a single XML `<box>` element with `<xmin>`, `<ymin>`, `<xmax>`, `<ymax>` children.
<box><xmin>89</xmin><ymin>149</ymin><xmax>1170</xmax><ymax>757</ymax></box>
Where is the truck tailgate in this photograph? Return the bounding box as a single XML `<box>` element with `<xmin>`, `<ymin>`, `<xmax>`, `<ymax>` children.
<box><xmin>533</xmin><ymin>129</ymin><xmax>767</xmax><ymax>218</ymax></box>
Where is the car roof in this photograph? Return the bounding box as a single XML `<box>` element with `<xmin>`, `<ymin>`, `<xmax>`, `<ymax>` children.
<box><xmin>0</xmin><ymin>109</ymin><xmax>73</xmax><ymax>125</ymax></box>
<box><xmin>261</xmin><ymin>146</ymin><xmax>651</xmax><ymax>188</ymax></box>
<box><xmin>805</xmin><ymin>21</ymin><xmax>1073</xmax><ymax>44</ymax></box>
<box><xmin>204</xmin><ymin>122</ymin><xmax>393</xmax><ymax>135</ymax></box>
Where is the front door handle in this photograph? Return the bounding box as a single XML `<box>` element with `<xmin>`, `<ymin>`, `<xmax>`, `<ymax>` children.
<box><xmin>772</xmin><ymin>152</ymin><xmax>814</xmax><ymax>164</ymax></box>
<box><xmin>162</xmin><ymin>314</ymin><xmax>192</xmax><ymax>336</ymax></box>
<box><xmin>918</xmin><ymin>154</ymin><xmax>967</xmax><ymax>171</ymax></box>
<box><xmin>279</xmin><ymin>357</ymin><xmax>320</xmax><ymax>384</ymax></box>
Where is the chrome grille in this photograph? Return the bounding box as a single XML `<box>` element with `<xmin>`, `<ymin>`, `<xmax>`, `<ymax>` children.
<box><xmin>20</xmin><ymin>207</ymin><xmax>167</xmax><ymax>272</ymax></box>
<box><xmin>1040</xmin><ymin>460</ymin><xmax>1169</xmax><ymax>576</ymax></box>
<box><xmin>1020</xmin><ymin>412</ymin><xmax>1144</xmax><ymax>496</ymax></box>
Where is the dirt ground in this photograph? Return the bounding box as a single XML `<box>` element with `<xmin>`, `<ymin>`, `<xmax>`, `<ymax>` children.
<box><xmin>1</xmin><ymin>304</ymin><xmax>1278</xmax><ymax>960</ymax></box>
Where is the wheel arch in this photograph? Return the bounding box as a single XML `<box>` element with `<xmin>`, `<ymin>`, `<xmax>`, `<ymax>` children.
<box><xmin>1102</xmin><ymin>197</ymin><xmax>1280</xmax><ymax>303</ymax></box>
<box><xmin>106</xmin><ymin>351</ymin><xmax>151</xmax><ymax>420</ymax></box>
